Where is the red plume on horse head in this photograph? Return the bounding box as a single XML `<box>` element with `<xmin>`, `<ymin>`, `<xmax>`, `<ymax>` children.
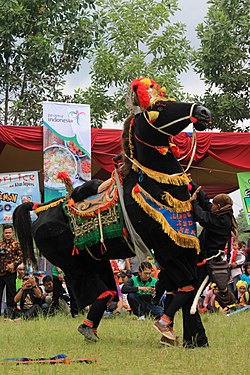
<box><xmin>131</xmin><ymin>77</ymin><xmax>164</xmax><ymax>109</ymax></box>
<box><xmin>57</xmin><ymin>171</ymin><xmax>73</xmax><ymax>194</ymax></box>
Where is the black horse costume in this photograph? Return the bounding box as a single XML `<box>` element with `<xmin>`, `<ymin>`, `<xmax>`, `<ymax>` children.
<box><xmin>13</xmin><ymin>77</ymin><xmax>211</xmax><ymax>346</ymax></box>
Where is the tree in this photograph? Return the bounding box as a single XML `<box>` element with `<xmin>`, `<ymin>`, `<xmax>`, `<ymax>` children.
<box><xmin>0</xmin><ymin>0</ymin><xmax>103</xmax><ymax>126</ymax></box>
<box><xmin>72</xmin><ymin>0</ymin><xmax>193</xmax><ymax>127</ymax></box>
<box><xmin>193</xmin><ymin>0</ymin><xmax>250</xmax><ymax>132</ymax></box>
<box><xmin>237</xmin><ymin>209</ymin><xmax>250</xmax><ymax>243</ymax></box>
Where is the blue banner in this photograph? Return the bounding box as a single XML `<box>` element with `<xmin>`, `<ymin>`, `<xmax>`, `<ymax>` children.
<box><xmin>0</xmin><ymin>171</ymin><xmax>40</xmax><ymax>224</ymax></box>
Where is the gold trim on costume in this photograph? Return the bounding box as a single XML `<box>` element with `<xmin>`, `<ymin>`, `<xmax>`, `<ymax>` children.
<box><xmin>132</xmin><ymin>186</ymin><xmax>200</xmax><ymax>254</ymax></box>
<box><xmin>131</xmin><ymin>159</ymin><xmax>190</xmax><ymax>185</ymax></box>
<box><xmin>34</xmin><ymin>198</ymin><xmax>65</xmax><ymax>213</ymax></box>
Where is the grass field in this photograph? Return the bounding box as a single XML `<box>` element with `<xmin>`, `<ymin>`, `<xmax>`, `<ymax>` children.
<box><xmin>0</xmin><ymin>310</ymin><xmax>249</xmax><ymax>375</ymax></box>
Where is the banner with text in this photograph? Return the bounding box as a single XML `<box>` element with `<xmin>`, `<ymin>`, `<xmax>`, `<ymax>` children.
<box><xmin>0</xmin><ymin>171</ymin><xmax>40</xmax><ymax>224</ymax></box>
<box><xmin>43</xmin><ymin>101</ymin><xmax>91</xmax><ymax>202</ymax></box>
<box><xmin>237</xmin><ymin>171</ymin><xmax>250</xmax><ymax>226</ymax></box>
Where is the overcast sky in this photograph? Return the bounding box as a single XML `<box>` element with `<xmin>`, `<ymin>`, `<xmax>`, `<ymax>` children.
<box><xmin>63</xmin><ymin>0</ymin><xmax>209</xmax><ymax>97</ymax></box>
<box><xmin>63</xmin><ymin>0</ymin><xmax>243</xmax><ymax>216</ymax></box>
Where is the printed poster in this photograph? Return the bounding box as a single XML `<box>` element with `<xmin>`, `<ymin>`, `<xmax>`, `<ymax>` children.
<box><xmin>0</xmin><ymin>171</ymin><xmax>40</xmax><ymax>224</ymax></box>
<box><xmin>43</xmin><ymin>101</ymin><xmax>91</xmax><ymax>202</ymax></box>
<box><xmin>237</xmin><ymin>171</ymin><xmax>250</xmax><ymax>226</ymax></box>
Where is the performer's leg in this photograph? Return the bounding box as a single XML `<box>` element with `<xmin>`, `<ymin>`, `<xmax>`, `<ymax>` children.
<box><xmin>155</xmin><ymin>286</ymin><xmax>195</xmax><ymax>339</ymax></box>
<box><xmin>64</xmin><ymin>276</ymin><xmax>79</xmax><ymax>317</ymax></box>
<box><xmin>182</xmin><ymin>290</ymin><xmax>208</xmax><ymax>348</ymax></box>
<box><xmin>52</xmin><ymin>276</ymin><xmax>62</xmax><ymax>309</ymax></box>
<box><xmin>163</xmin><ymin>292</ymin><xmax>175</xmax><ymax>327</ymax></box>
<box><xmin>78</xmin><ymin>291</ymin><xmax>115</xmax><ymax>341</ymax></box>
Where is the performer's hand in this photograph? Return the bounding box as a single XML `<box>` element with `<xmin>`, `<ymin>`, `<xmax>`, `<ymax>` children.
<box><xmin>97</xmin><ymin>178</ymin><xmax>112</xmax><ymax>193</ymax></box>
<box><xmin>190</xmin><ymin>186</ymin><xmax>202</xmax><ymax>202</ymax></box>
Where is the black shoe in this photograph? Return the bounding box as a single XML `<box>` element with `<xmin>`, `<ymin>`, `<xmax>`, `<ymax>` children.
<box><xmin>78</xmin><ymin>324</ymin><xmax>98</xmax><ymax>342</ymax></box>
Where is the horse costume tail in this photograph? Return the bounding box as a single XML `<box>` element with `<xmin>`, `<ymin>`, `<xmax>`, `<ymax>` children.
<box><xmin>13</xmin><ymin>202</ymin><xmax>36</xmax><ymax>265</ymax></box>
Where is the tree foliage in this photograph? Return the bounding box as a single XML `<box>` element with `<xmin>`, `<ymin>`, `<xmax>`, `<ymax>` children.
<box><xmin>72</xmin><ymin>0</ymin><xmax>193</xmax><ymax>127</ymax></box>
<box><xmin>0</xmin><ymin>0</ymin><xmax>103</xmax><ymax>126</ymax></box>
<box><xmin>237</xmin><ymin>209</ymin><xmax>250</xmax><ymax>243</ymax></box>
<box><xmin>194</xmin><ymin>0</ymin><xmax>250</xmax><ymax>132</ymax></box>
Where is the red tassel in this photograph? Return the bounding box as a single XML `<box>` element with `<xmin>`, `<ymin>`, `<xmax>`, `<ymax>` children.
<box><xmin>72</xmin><ymin>245</ymin><xmax>79</xmax><ymax>256</ymax></box>
<box><xmin>197</xmin><ymin>259</ymin><xmax>207</xmax><ymax>267</ymax></box>
<box><xmin>169</xmin><ymin>143</ymin><xmax>180</xmax><ymax>158</ymax></box>
<box><xmin>190</xmin><ymin>116</ymin><xmax>198</xmax><ymax>123</ymax></box>
<box><xmin>122</xmin><ymin>227</ymin><xmax>128</xmax><ymax>238</ymax></box>
<box><xmin>32</xmin><ymin>202</ymin><xmax>39</xmax><ymax>210</ymax></box>
<box><xmin>57</xmin><ymin>171</ymin><xmax>72</xmax><ymax>185</ymax></box>
<box><xmin>68</xmin><ymin>198</ymin><xmax>75</xmax><ymax>207</ymax></box>
<box><xmin>133</xmin><ymin>185</ymin><xmax>140</xmax><ymax>193</ymax></box>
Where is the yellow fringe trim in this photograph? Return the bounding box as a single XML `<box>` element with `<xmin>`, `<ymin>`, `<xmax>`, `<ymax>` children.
<box><xmin>134</xmin><ymin>184</ymin><xmax>192</xmax><ymax>213</ymax></box>
<box><xmin>162</xmin><ymin>191</ymin><xmax>192</xmax><ymax>212</ymax></box>
<box><xmin>132</xmin><ymin>159</ymin><xmax>190</xmax><ymax>185</ymax></box>
<box><xmin>34</xmin><ymin>198</ymin><xmax>65</xmax><ymax>214</ymax></box>
<box><xmin>132</xmin><ymin>188</ymin><xmax>200</xmax><ymax>254</ymax></box>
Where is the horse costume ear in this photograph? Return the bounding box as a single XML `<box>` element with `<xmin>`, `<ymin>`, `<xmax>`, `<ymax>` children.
<box><xmin>147</xmin><ymin>110</ymin><xmax>159</xmax><ymax>123</ymax></box>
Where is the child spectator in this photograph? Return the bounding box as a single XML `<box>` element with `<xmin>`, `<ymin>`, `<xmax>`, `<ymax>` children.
<box><xmin>239</xmin><ymin>241</ymin><xmax>247</xmax><ymax>256</ymax></box>
<box><xmin>229</xmin><ymin>240</ymin><xmax>245</xmax><ymax>293</ymax></box>
<box><xmin>203</xmin><ymin>283</ymin><xmax>219</xmax><ymax>313</ymax></box>
<box><xmin>234</xmin><ymin>280</ymin><xmax>248</xmax><ymax>307</ymax></box>
<box><xmin>119</xmin><ymin>270</ymin><xmax>132</xmax><ymax>312</ymax></box>
<box><xmin>240</xmin><ymin>262</ymin><xmax>250</xmax><ymax>286</ymax></box>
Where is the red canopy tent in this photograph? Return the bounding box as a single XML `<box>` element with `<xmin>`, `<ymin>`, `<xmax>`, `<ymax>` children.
<box><xmin>1</xmin><ymin>125</ymin><xmax>250</xmax><ymax>197</ymax></box>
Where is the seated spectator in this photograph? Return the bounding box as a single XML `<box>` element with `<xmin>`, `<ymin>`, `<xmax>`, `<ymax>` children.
<box><xmin>13</xmin><ymin>275</ymin><xmax>43</xmax><ymax>319</ymax></box>
<box><xmin>214</xmin><ymin>287</ymin><xmax>237</xmax><ymax>313</ymax></box>
<box><xmin>121</xmin><ymin>261</ymin><xmax>163</xmax><ymax>320</ymax></box>
<box><xmin>145</xmin><ymin>255</ymin><xmax>159</xmax><ymax>279</ymax></box>
<box><xmin>203</xmin><ymin>283</ymin><xmax>219</xmax><ymax>313</ymax></box>
<box><xmin>119</xmin><ymin>270</ymin><xmax>132</xmax><ymax>312</ymax></box>
<box><xmin>234</xmin><ymin>280</ymin><xmax>248</xmax><ymax>307</ymax></box>
<box><xmin>16</xmin><ymin>263</ymin><xmax>26</xmax><ymax>291</ymax></box>
<box><xmin>241</xmin><ymin>262</ymin><xmax>250</xmax><ymax>286</ymax></box>
<box><xmin>42</xmin><ymin>275</ymin><xmax>70</xmax><ymax>315</ymax></box>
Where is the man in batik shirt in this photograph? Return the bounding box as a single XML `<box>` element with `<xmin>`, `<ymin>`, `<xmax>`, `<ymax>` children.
<box><xmin>0</xmin><ymin>224</ymin><xmax>23</xmax><ymax>316</ymax></box>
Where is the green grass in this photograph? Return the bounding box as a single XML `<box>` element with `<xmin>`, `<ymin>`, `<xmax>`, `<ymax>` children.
<box><xmin>0</xmin><ymin>311</ymin><xmax>249</xmax><ymax>375</ymax></box>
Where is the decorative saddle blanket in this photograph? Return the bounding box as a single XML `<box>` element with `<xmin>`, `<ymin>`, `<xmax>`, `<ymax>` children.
<box><xmin>63</xmin><ymin>181</ymin><xmax>124</xmax><ymax>250</ymax></box>
<box><xmin>132</xmin><ymin>184</ymin><xmax>200</xmax><ymax>254</ymax></box>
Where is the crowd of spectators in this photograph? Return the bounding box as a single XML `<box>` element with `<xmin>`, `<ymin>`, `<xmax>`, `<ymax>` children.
<box><xmin>1</xmin><ymin>222</ymin><xmax>250</xmax><ymax>324</ymax></box>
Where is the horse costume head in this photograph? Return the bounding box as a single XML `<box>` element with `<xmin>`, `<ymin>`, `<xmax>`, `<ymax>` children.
<box><xmin>122</xmin><ymin>77</ymin><xmax>211</xmax><ymax>176</ymax></box>
<box><xmin>130</xmin><ymin>77</ymin><xmax>211</xmax><ymax>132</ymax></box>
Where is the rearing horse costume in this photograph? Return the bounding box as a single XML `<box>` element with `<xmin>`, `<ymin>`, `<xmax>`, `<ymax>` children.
<box><xmin>121</xmin><ymin>78</ymin><xmax>211</xmax><ymax>347</ymax></box>
<box><xmin>13</xmin><ymin>77</ymin><xmax>211</xmax><ymax>347</ymax></box>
